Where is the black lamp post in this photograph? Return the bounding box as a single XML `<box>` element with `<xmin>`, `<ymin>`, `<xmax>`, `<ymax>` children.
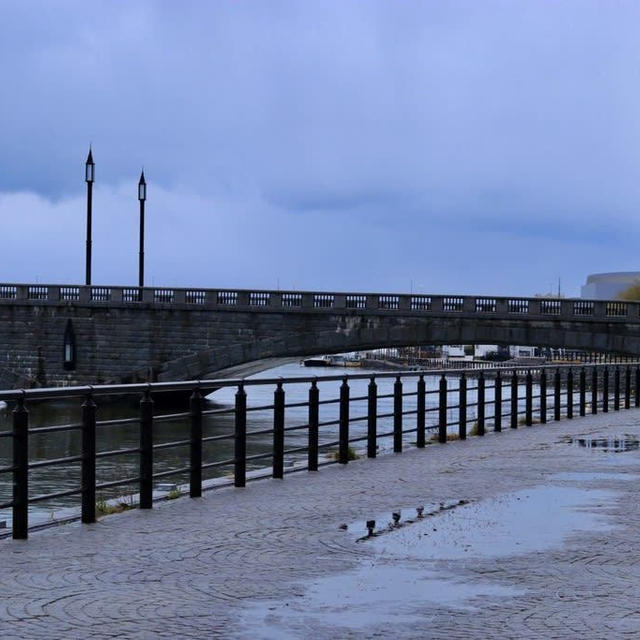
<box><xmin>85</xmin><ymin>148</ymin><xmax>95</xmax><ymax>286</ymax></box>
<box><xmin>138</xmin><ymin>170</ymin><xmax>147</xmax><ymax>288</ymax></box>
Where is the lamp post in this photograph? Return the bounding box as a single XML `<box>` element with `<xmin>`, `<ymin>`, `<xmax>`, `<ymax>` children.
<box><xmin>85</xmin><ymin>148</ymin><xmax>95</xmax><ymax>286</ymax></box>
<box><xmin>138</xmin><ymin>170</ymin><xmax>147</xmax><ymax>288</ymax></box>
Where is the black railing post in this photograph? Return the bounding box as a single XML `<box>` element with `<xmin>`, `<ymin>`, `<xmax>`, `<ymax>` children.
<box><xmin>525</xmin><ymin>370</ymin><xmax>532</xmax><ymax>426</ymax></box>
<box><xmin>494</xmin><ymin>370</ymin><xmax>502</xmax><ymax>432</ymax></box>
<box><xmin>367</xmin><ymin>376</ymin><xmax>377</xmax><ymax>457</ymax></box>
<box><xmin>234</xmin><ymin>383</ymin><xmax>247</xmax><ymax>487</ymax></box>
<box><xmin>510</xmin><ymin>369</ymin><xmax>518</xmax><ymax>429</ymax></box>
<box><xmin>308</xmin><ymin>380</ymin><xmax>319</xmax><ymax>471</ymax></box>
<box><xmin>636</xmin><ymin>365</ymin><xmax>640</xmax><ymax>408</ymax></box>
<box><xmin>139</xmin><ymin>386</ymin><xmax>154</xmax><ymax>509</ymax></box>
<box><xmin>458</xmin><ymin>372</ymin><xmax>467</xmax><ymax>439</ymax></box>
<box><xmin>567</xmin><ymin>368</ymin><xmax>573</xmax><ymax>419</ymax></box>
<box><xmin>625</xmin><ymin>365</ymin><xmax>631</xmax><ymax>410</ymax></box>
<box><xmin>393</xmin><ymin>376</ymin><xmax>403</xmax><ymax>452</ymax></box>
<box><xmin>477</xmin><ymin>372</ymin><xmax>485</xmax><ymax>436</ymax></box>
<box><xmin>189</xmin><ymin>386</ymin><xmax>203</xmax><ymax>497</ymax></box>
<box><xmin>416</xmin><ymin>374</ymin><xmax>426</xmax><ymax>448</ymax></box>
<box><xmin>540</xmin><ymin>369</ymin><xmax>547</xmax><ymax>424</ymax></box>
<box><xmin>579</xmin><ymin>368</ymin><xmax>586</xmax><ymax>417</ymax></box>
<box><xmin>438</xmin><ymin>375</ymin><xmax>447</xmax><ymax>443</ymax></box>
<box><xmin>614</xmin><ymin>367</ymin><xmax>620</xmax><ymax>411</ymax></box>
<box><xmin>592</xmin><ymin>366</ymin><xmax>598</xmax><ymax>414</ymax></box>
<box><xmin>12</xmin><ymin>394</ymin><xmax>28</xmax><ymax>539</ymax></box>
<box><xmin>273</xmin><ymin>380</ymin><xmax>285</xmax><ymax>478</ymax></box>
<box><xmin>554</xmin><ymin>368</ymin><xmax>561</xmax><ymax>421</ymax></box>
<box><xmin>339</xmin><ymin>377</ymin><xmax>350</xmax><ymax>463</ymax></box>
<box><xmin>603</xmin><ymin>366</ymin><xmax>609</xmax><ymax>413</ymax></box>
<box><xmin>81</xmin><ymin>391</ymin><xmax>97</xmax><ymax>524</ymax></box>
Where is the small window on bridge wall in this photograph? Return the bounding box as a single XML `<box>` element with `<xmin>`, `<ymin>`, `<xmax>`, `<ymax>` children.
<box><xmin>63</xmin><ymin>319</ymin><xmax>76</xmax><ymax>371</ymax></box>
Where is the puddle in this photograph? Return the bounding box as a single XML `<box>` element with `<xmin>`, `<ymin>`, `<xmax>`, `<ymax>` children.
<box><xmin>369</xmin><ymin>486</ymin><xmax>614</xmax><ymax>560</ymax></box>
<box><xmin>345</xmin><ymin>501</ymin><xmax>467</xmax><ymax>540</ymax></box>
<box><xmin>237</xmin><ymin>485</ymin><xmax>619</xmax><ymax>637</ymax></box>
<box><xmin>569</xmin><ymin>435</ymin><xmax>639</xmax><ymax>452</ymax></box>
<box><xmin>553</xmin><ymin>472</ymin><xmax>640</xmax><ymax>482</ymax></box>
<box><xmin>237</xmin><ymin>565</ymin><xmax>522</xmax><ymax>639</ymax></box>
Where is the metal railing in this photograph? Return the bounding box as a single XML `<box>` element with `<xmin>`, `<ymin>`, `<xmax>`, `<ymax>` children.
<box><xmin>1</xmin><ymin>283</ymin><xmax>640</xmax><ymax>323</ymax></box>
<box><xmin>1</xmin><ymin>362</ymin><xmax>639</xmax><ymax>540</ymax></box>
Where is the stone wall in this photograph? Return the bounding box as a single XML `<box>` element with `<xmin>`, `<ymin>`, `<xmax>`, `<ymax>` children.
<box><xmin>2</xmin><ymin>296</ymin><xmax>640</xmax><ymax>390</ymax></box>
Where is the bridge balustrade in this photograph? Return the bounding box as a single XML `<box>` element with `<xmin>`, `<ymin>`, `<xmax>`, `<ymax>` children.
<box><xmin>606</xmin><ymin>302</ymin><xmax>628</xmax><ymax>318</ymax></box>
<box><xmin>573</xmin><ymin>301</ymin><xmax>594</xmax><ymax>316</ymax></box>
<box><xmin>313</xmin><ymin>294</ymin><xmax>335</xmax><ymax>308</ymax></box>
<box><xmin>281</xmin><ymin>293</ymin><xmax>303</xmax><ymax>307</ymax></box>
<box><xmin>2</xmin><ymin>362</ymin><xmax>638</xmax><ymax>540</ymax></box>
<box><xmin>378</xmin><ymin>295</ymin><xmax>399</xmax><ymax>310</ymax></box>
<box><xmin>443</xmin><ymin>297</ymin><xmax>464</xmax><ymax>312</ymax></box>
<box><xmin>249</xmin><ymin>292</ymin><xmax>270</xmax><ymax>306</ymax></box>
<box><xmin>2</xmin><ymin>283</ymin><xmax>640</xmax><ymax>324</ymax></box>
<box><xmin>508</xmin><ymin>298</ymin><xmax>529</xmax><ymax>313</ymax></box>
<box><xmin>27</xmin><ymin>286</ymin><xmax>48</xmax><ymax>300</ymax></box>
<box><xmin>475</xmin><ymin>298</ymin><xmax>496</xmax><ymax>313</ymax></box>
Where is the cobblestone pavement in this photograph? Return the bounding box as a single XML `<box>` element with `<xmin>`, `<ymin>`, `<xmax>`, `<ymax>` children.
<box><xmin>3</xmin><ymin>410</ymin><xmax>640</xmax><ymax>639</ymax></box>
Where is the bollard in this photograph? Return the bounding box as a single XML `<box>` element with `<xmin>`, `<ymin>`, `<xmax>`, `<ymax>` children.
<box><xmin>625</xmin><ymin>366</ymin><xmax>631</xmax><ymax>410</ymax></box>
<box><xmin>636</xmin><ymin>365</ymin><xmax>640</xmax><ymax>408</ymax></box>
<box><xmin>458</xmin><ymin>373</ymin><xmax>467</xmax><ymax>439</ymax></box>
<box><xmin>592</xmin><ymin>366</ymin><xmax>598</xmax><ymax>414</ymax></box>
<box><xmin>603</xmin><ymin>367</ymin><xmax>609</xmax><ymax>413</ymax></box>
<box><xmin>308</xmin><ymin>380</ymin><xmax>319</xmax><ymax>471</ymax></box>
<box><xmin>477</xmin><ymin>372</ymin><xmax>485</xmax><ymax>436</ymax></box>
<box><xmin>367</xmin><ymin>377</ymin><xmax>378</xmax><ymax>457</ymax></box>
<box><xmin>416</xmin><ymin>375</ymin><xmax>426</xmax><ymax>448</ymax></box>
<box><xmin>393</xmin><ymin>376</ymin><xmax>403</xmax><ymax>452</ymax></box>
<box><xmin>540</xmin><ymin>369</ymin><xmax>547</xmax><ymax>424</ymax></box>
<box><xmin>139</xmin><ymin>387</ymin><xmax>154</xmax><ymax>509</ymax></box>
<box><xmin>189</xmin><ymin>387</ymin><xmax>203</xmax><ymax>497</ymax></box>
<box><xmin>614</xmin><ymin>367</ymin><xmax>620</xmax><ymax>411</ymax></box>
<box><xmin>81</xmin><ymin>392</ymin><xmax>97</xmax><ymax>524</ymax></box>
<box><xmin>438</xmin><ymin>375</ymin><xmax>447</xmax><ymax>443</ymax></box>
<box><xmin>525</xmin><ymin>370</ymin><xmax>532</xmax><ymax>426</ymax></box>
<box><xmin>12</xmin><ymin>395</ymin><xmax>28</xmax><ymax>539</ymax></box>
<box><xmin>579</xmin><ymin>368</ymin><xmax>586</xmax><ymax>417</ymax></box>
<box><xmin>554</xmin><ymin>368</ymin><xmax>561</xmax><ymax>421</ymax></box>
<box><xmin>339</xmin><ymin>378</ymin><xmax>350</xmax><ymax>463</ymax></box>
<box><xmin>567</xmin><ymin>368</ymin><xmax>573</xmax><ymax>419</ymax></box>
<box><xmin>234</xmin><ymin>384</ymin><xmax>247</xmax><ymax>487</ymax></box>
<box><xmin>510</xmin><ymin>370</ymin><xmax>518</xmax><ymax>429</ymax></box>
<box><xmin>494</xmin><ymin>370</ymin><xmax>502</xmax><ymax>432</ymax></box>
<box><xmin>273</xmin><ymin>380</ymin><xmax>285</xmax><ymax>478</ymax></box>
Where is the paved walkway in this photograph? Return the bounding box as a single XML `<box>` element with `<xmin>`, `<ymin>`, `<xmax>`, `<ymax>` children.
<box><xmin>2</xmin><ymin>410</ymin><xmax>640</xmax><ymax>639</ymax></box>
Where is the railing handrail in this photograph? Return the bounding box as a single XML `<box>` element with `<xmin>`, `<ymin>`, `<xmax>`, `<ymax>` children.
<box><xmin>3</xmin><ymin>361</ymin><xmax>640</xmax><ymax>540</ymax></box>
<box><xmin>0</xmin><ymin>362</ymin><xmax>635</xmax><ymax>402</ymax></box>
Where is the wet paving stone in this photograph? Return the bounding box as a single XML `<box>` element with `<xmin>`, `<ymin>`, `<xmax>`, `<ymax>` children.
<box><xmin>3</xmin><ymin>410</ymin><xmax>640</xmax><ymax>638</ymax></box>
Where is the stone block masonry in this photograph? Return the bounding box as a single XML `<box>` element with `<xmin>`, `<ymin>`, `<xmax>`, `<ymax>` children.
<box><xmin>1</xmin><ymin>283</ymin><xmax>640</xmax><ymax>389</ymax></box>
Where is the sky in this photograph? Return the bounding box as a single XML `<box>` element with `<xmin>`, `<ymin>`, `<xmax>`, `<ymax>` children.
<box><xmin>1</xmin><ymin>0</ymin><xmax>640</xmax><ymax>297</ymax></box>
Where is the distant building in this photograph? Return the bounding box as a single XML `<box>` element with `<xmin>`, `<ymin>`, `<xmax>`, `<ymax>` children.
<box><xmin>581</xmin><ymin>272</ymin><xmax>640</xmax><ymax>300</ymax></box>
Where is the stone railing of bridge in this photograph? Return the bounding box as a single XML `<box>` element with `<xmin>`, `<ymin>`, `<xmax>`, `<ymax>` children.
<box><xmin>0</xmin><ymin>283</ymin><xmax>637</xmax><ymax>322</ymax></box>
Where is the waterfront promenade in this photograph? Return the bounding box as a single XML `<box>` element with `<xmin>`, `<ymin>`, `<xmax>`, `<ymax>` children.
<box><xmin>2</xmin><ymin>409</ymin><xmax>640</xmax><ymax>639</ymax></box>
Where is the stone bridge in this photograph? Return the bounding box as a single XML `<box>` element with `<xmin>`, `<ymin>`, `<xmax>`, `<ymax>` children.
<box><xmin>0</xmin><ymin>282</ymin><xmax>639</xmax><ymax>389</ymax></box>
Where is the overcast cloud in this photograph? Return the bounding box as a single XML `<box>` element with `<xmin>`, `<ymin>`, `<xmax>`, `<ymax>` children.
<box><xmin>1</xmin><ymin>0</ymin><xmax>639</xmax><ymax>296</ymax></box>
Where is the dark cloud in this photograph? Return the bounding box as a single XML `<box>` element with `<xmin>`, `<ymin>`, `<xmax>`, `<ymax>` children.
<box><xmin>1</xmin><ymin>0</ymin><xmax>639</xmax><ymax>296</ymax></box>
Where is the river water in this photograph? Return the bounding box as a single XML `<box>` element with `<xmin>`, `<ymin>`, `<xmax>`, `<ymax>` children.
<box><xmin>0</xmin><ymin>362</ymin><xmax>539</xmax><ymax>524</ymax></box>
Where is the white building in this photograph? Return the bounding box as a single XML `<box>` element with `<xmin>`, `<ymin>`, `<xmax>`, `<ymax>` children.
<box><xmin>581</xmin><ymin>272</ymin><xmax>640</xmax><ymax>300</ymax></box>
